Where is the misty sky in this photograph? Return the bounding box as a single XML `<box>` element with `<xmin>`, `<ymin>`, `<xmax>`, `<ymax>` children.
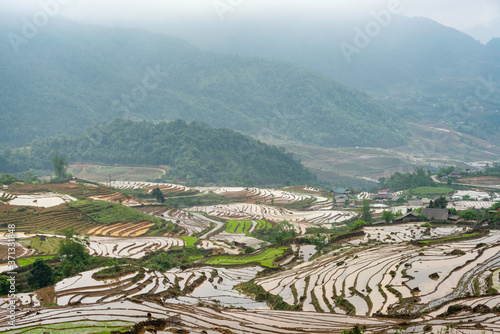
<box><xmin>1</xmin><ymin>0</ymin><xmax>499</xmax><ymax>43</ymax></box>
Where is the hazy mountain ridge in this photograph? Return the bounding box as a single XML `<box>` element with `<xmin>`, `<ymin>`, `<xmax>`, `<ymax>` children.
<box><xmin>177</xmin><ymin>15</ymin><xmax>500</xmax><ymax>143</ymax></box>
<box><xmin>0</xmin><ymin>18</ymin><xmax>405</xmax><ymax>148</ymax></box>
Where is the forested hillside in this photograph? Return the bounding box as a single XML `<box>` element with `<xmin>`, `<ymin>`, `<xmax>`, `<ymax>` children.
<box><xmin>0</xmin><ymin>17</ymin><xmax>405</xmax><ymax>149</ymax></box>
<box><xmin>182</xmin><ymin>16</ymin><xmax>500</xmax><ymax>143</ymax></box>
<box><xmin>0</xmin><ymin>119</ymin><xmax>317</xmax><ymax>186</ymax></box>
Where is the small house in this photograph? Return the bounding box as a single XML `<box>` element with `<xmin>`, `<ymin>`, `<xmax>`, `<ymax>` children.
<box><xmin>394</xmin><ymin>211</ymin><xmax>421</xmax><ymax>223</ymax></box>
<box><xmin>421</xmin><ymin>208</ymin><xmax>449</xmax><ymax>221</ymax></box>
<box><xmin>335</xmin><ymin>195</ymin><xmax>349</xmax><ymax>207</ymax></box>
<box><xmin>377</xmin><ymin>189</ymin><xmax>391</xmax><ymax>199</ymax></box>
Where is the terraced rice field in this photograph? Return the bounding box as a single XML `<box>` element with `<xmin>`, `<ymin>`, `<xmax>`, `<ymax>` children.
<box><xmin>139</xmin><ymin>207</ymin><xmax>213</xmax><ymax>236</ymax></box>
<box><xmin>0</xmin><ymin>240</ymin><xmax>34</xmax><ymax>260</ymax></box>
<box><xmin>353</xmin><ymin>224</ymin><xmax>468</xmax><ymax>244</ymax></box>
<box><xmin>225</xmin><ymin>220</ymin><xmax>270</xmax><ymax>234</ymax></box>
<box><xmin>452</xmin><ymin>190</ymin><xmax>498</xmax><ymax>201</ymax></box>
<box><xmin>189</xmin><ymin>203</ymin><xmax>355</xmax><ymax>233</ymax></box>
<box><xmin>86</xmin><ymin>221</ymin><xmax>154</xmax><ymax>237</ymax></box>
<box><xmin>357</xmin><ymin>192</ymin><xmax>375</xmax><ymax>200</ymax></box>
<box><xmin>108</xmin><ymin>181</ymin><xmax>190</xmax><ymax>194</ymax></box>
<box><xmin>0</xmin><ymin>200</ymin><xmax>168</xmax><ymax>236</ymax></box>
<box><xmin>89</xmin><ymin>191</ymin><xmax>140</xmax><ymax>206</ymax></box>
<box><xmin>16</xmin><ymin>236</ymin><xmax>62</xmax><ymax>255</ymax></box>
<box><xmin>6</xmin><ymin>182</ymin><xmax>114</xmax><ymax>199</ymax></box>
<box><xmin>0</xmin><ymin>320</ymin><xmax>134</xmax><ymax>334</ymax></box>
<box><xmin>450</xmin><ymin>200</ymin><xmax>498</xmax><ymax>210</ymax></box>
<box><xmin>3</xmin><ymin>192</ymin><xmax>77</xmax><ymax>208</ymax></box>
<box><xmin>255</xmin><ymin>230</ymin><xmax>500</xmax><ymax>316</ymax></box>
<box><xmin>0</xmin><ymin>204</ymin><xmax>95</xmax><ymax>234</ymax></box>
<box><xmin>196</xmin><ymin>186</ymin><xmax>328</xmax><ymax>205</ymax></box>
<box><xmin>69</xmin><ymin>200</ymin><xmax>161</xmax><ymax>225</ymax></box>
<box><xmin>3</xmin><ymin>265</ymin><xmax>264</xmax><ymax>309</ymax></box>
<box><xmin>203</xmin><ymin>247</ymin><xmax>288</xmax><ymax>268</ymax></box>
<box><xmin>86</xmin><ymin>236</ymin><xmax>185</xmax><ymax>258</ymax></box>
<box><xmin>0</xmin><ymin>300</ymin><xmax>399</xmax><ymax>334</ymax></box>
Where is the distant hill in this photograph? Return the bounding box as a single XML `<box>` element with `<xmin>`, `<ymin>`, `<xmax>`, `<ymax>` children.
<box><xmin>178</xmin><ymin>15</ymin><xmax>500</xmax><ymax>143</ymax></box>
<box><xmin>1</xmin><ymin>119</ymin><xmax>317</xmax><ymax>187</ymax></box>
<box><xmin>0</xmin><ymin>17</ymin><xmax>405</xmax><ymax>149</ymax></box>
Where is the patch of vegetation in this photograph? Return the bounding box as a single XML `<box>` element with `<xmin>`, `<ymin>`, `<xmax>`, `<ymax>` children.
<box><xmin>0</xmin><ymin>320</ymin><xmax>133</xmax><ymax>334</ymax></box>
<box><xmin>17</xmin><ymin>256</ymin><xmax>54</xmax><ymax>267</ymax></box>
<box><xmin>163</xmin><ymin>192</ymin><xmax>246</xmax><ymax>208</ymax></box>
<box><xmin>92</xmin><ymin>265</ymin><xmax>141</xmax><ymax>279</ymax></box>
<box><xmin>385</xmin><ymin>285</ymin><xmax>403</xmax><ymax>300</ymax></box>
<box><xmin>378</xmin><ymin>168</ymin><xmax>435</xmax><ymax>192</ymax></box>
<box><xmin>237</xmin><ymin>280</ymin><xmax>301</xmax><ymax>311</ymax></box>
<box><xmin>416</xmin><ymin>231</ymin><xmax>484</xmax><ymax>245</ymax></box>
<box><xmin>334</xmin><ymin>296</ymin><xmax>356</xmax><ymax>315</ymax></box>
<box><xmin>340</xmin><ymin>325</ymin><xmax>367</xmax><ymax>334</ymax></box>
<box><xmin>281</xmin><ymin>197</ymin><xmax>317</xmax><ymax>210</ymax></box>
<box><xmin>18</xmin><ymin>236</ymin><xmax>61</xmax><ymax>255</ymax></box>
<box><xmin>225</xmin><ymin>220</ymin><xmax>269</xmax><ymax>234</ymax></box>
<box><xmin>251</xmin><ymin>222</ymin><xmax>297</xmax><ymax>245</ymax></box>
<box><xmin>142</xmin><ymin>247</ymin><xmax>206</xmax><ymax>272</ymax></box>
<box><xmin>69</xmin><ymin>200</ymin><xmax>164</xmax><ymax>225</ymax></box>
<box><xmin>447</xmin><ymin>249</ymin><xmax>466</xmax><ymax>256</ymax></box>
<box><xmin>180</xmin><ymin>236</ymin><xmax>198</xmax><ymax>246</ymax></box>
<box><xmin>410</xmin><ymin>187</ymin><xmax>454</xmax><ymax>196</ymax></box>
<box><xmin>203</xmin><ymin>247</ymin><xmax>289</xmax><ymax>268</ymax></box>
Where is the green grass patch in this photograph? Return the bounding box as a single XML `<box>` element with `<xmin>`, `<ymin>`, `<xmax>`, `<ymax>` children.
<box><xmin>254</xmin><ymin>220</ymin><xmax>271</xmax><ymax>231</ymax></box>
<box><xmin>69</xmin><ymin>200</ymin><xmax>160</xmax><ymax>225</ymax></box>
<box><xmin>226</xmin><ymin>220</ymin><xmax>240</xmax><ymax>233</ymax></box>
<box><xmin>17</xmin><ymin>256</ymin><xmax>54</xmax><ymax>267</ymax></box>
<box><xmin>225</xmin><ymin>220</ymin><xmax>269</xmax><ymax>234</ymax></box>
<box><xmin>1</xmin><ymin>320</ymin><xmax>133</xmax><ymax>334</ymax></box>
<box><xmin>18</xmin><ymin>237</ymin><xmax>61</xmax><ymax>255</ymax></box>
<box><xmin>180</xmin><ymin>236</ymin><xmax>197</xmax><ymax>246</ymax></box>
<box><xmin>410</xmin><ymin>186</ymin><xmax>454</xmax><ymax>196</ymax></box>
<box><xmin>203</xmin><ymin>247</ymin><xmax>288</xmax><ymax>268</ymax></box>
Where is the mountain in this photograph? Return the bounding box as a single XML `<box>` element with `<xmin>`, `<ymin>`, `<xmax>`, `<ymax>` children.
<box><xmin>0</xmin><ymin>17</ymin><xmax>405</xmax><ymax>149</ymax></box>
<box><xmin>174</xmin><ymin>15</ymin><xmax>500</xmax><ymax>143</ymax></box>
<box><xmin>0</xmin><ymin>119</ymin><xmax>317</xmax><ymax>187</ymax></box>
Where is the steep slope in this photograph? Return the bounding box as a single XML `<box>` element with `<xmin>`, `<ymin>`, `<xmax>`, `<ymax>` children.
<box><xmin>177</xmin><ymin>15</ymin><xmax>500</xmax><ymax>143</ymax></box>
<box><xmin>1</xmin><ymin>119</ymin><xmax>317</xmax><ymax>187</ymax></box>
<box><xmin>0</xmin><ymin>17</ymin><xmax>405</xmax><ymax>149</ymax></box>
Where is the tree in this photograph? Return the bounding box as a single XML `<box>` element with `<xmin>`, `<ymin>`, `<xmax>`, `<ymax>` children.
<box><xmin>361</xmin><ymin>199</ymin><xmax>372</xmax><ymax>223</ymax></box>
<box><xmin>59</xmin><ymin>227</ymin><xmax>89</xmax><ymax>263</ymax></box>
<box><xmin>0</xmin><ymin>174</ymin><xmax>18</xmax><ymax>185</ymax></box>
<box><xmin>461</xmin><ymin>210</ymin><xmax>478</xmax><ymax>221</ymax></box>
<box><xmin>28</xmin><ymin>259</ymin><xmax>55</xmax><ymax>289</ymax></box>
<box><xmin>0</xmin><ymin>276</ymin><xmax>11</xmax><ymax>295</ymax></box>
<box><xmin>21</xmin><ymin>171</ymin><xmax>39</xmax><ymax>183</ymax></box>
<box><xmin>429</xmin><ymin>196</ymin><xmax>448</xmax><ymax>209</ymax></box>
<box><xmin>382</xmin><ymin>211</ymin><xmax>395</xmax><ymax>223</ymax></box>
<box><xmin>152</xmin><ymin>187</ymin><xmax>165</xmax><ymax>203</ymax></box>
<box><xmin>51</xmin><ymin>153</ymin><xmax>69</xmax><ymax>179</ymax></box>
